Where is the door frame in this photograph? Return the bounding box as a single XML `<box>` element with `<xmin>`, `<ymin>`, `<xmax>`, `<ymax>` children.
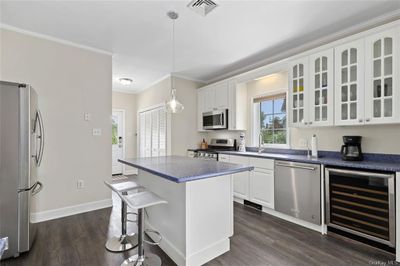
<box><xmin>112</xmin><ymin>108</ymin><xmax>126</xmax><ymax>175</ymax></box>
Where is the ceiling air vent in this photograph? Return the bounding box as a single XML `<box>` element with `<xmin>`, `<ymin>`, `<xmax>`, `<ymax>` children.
<box><xmin>187</xmin><ymin>0</ymin><xmax>218</xmax><ymax>16</ymax></box>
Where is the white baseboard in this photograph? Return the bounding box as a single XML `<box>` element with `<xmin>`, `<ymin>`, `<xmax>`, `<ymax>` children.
<box><xmin>186</xmin><ymin>238</ymin><xmax>230</xmax><ymax>266</ymax></box>
<box><xmin>146</xmin><ymin>221</ymin><xmax>186</xmax><ymax>266</ymax></box>
<box><xmin>31</xmin><ymin>198</ymin><xmax>112</xmax><ymax>223</ymax></box>
<box><xmin>146</xmin><ymin>221</ymin><xmax>230</xmax><ymax>266</ymax></box>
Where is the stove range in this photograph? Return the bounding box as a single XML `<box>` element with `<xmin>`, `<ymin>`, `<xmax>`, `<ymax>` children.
<box><xmin>191</xmin><ymin>139</ymin><xmax>236</xmax><ymax>161</ymax></box>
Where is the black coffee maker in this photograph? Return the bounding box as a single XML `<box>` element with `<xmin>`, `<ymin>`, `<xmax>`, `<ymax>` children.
<box><xmin>341</xmin><ymin>136</ymin><xmax>363</xmax><ymax>161</ymax></box>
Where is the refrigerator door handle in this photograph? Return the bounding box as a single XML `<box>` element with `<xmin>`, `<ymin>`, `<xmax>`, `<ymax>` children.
<box><xmin>32</xmin><ymin>181</ymin><xmax>43</xmax><ymax>196</ymax></box>
<box><xmin>33</xmin><ymin>110</ymin><xmax>45</xmax><ymax>166</ymax></box>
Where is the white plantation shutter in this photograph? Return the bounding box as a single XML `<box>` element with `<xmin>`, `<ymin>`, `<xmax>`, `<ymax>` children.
<box><xmin>151</xmin><ymin>109</ymin><xmax>159</xmax><ymax>157</ymax></box>
<box><xmin>139</xmin><ymin>106</ymin><xmax>168</xmax><ymax>158</ymax></box>
<box><xmin>158</xmin><ymin>109</ymin><xmax>167</xmax><ymax>156</ymax></box>
<box><xmin>139</xmin><ymin>113</ymin><xmax>146</xmax><ymax>157</ymax></box>
<box><xmin>144</xmin><ymin>111</ymin><xmax>152</xmax><ymax>157</ymax></box>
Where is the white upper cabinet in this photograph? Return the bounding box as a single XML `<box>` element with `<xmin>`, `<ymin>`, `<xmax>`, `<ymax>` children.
<box><xmin>228</xmin><ymin>80</ymin><xmax>247</xmax><ymax>131</ymax></box>
<box><xmin>200</xmin><ymin>81</ymin><xmax>229</xmax><ymax>113</ymax></box>
<box><xmin>197</xmin><ymin>82</ymin><xmax>228</xmax><ymax>131</ymax></box>
<box><xmin>197</xmin><ymin>88</ymin><xmax>207</xmax><ymax>131</ymax></box>
<box><xmin>365</xmin><ymin>28</ymin><xmax>400</xmax><ymax>124</ymax></box>
<box><xmin>335</xmin><ymin>39</ymin><xmax>365</xmax><ymax>125</ymax></box>
<box><xmin>289</xmin><ymin>57</ymin><xmax>309</xmax><ymax>127</ymax></box>
<box><xmin>197</xmin><ymin>79</ymin><xmax>246</xmax><ymax>131</ymax></box>
<box><xmin>309</xmin><ymin>49</ymin><xmax>334</xmax><ymax>126</ymax></box>
<box><xmin>214</xmin><ymin>82</ymin><xmax>229</xmax><ymax>109</ymax></box>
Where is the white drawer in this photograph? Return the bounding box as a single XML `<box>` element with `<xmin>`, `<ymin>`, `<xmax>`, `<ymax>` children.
<box><xmin>218</xmin><ymin>154</ymin><xmax>230</xmax><ymax>162</ymax></box>
<box><xmin>249</xmin><ymin>157</ymin><xmax>274</xmax><ymax>170</ymax></box>
<box><xmin>229</xmin><ymin>154</ymin><xmax>250</xmax><ymax>165</ymax></box>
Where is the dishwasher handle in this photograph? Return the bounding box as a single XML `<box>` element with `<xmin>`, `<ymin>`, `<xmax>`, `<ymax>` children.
<box><xmin>275</xmin><ymin>162</ymin><xmax>316</xmax><ymax>171</ymax></box>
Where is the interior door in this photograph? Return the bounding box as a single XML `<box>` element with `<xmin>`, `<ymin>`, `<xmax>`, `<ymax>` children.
<box><xmin>112</xmin><ymin>110</ymin><xmax>124</xmax><ymax>175</ymax></box>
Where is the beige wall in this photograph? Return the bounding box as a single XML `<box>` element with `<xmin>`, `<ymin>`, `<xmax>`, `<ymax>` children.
<box><xmin>0</xmin><ymin>29</ymin><xmax>112</xmax><ymax>213</ymax></box>
<box><xmin>207</xmin><ymin>72</ymin><xmax>400</xmax><ymax>154</ymax></box>
<box><xmin>136</xmin><ymin>76</ymin><xmax>205</xmax><ymax>155</ymax></box>
<box><xmin>112</xmin><ymin>91</ymin><xmax>137</xmax><ymax>172</ymax></box>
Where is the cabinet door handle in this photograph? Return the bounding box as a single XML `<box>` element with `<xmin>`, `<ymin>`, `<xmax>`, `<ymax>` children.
<box><xmin>366</xmin><ymin>118</ymin><xmax>370</xmax><ymax>122</ymax></box>
<box><xmin>359</xmin><ymin>119</ymin><xmax>363</xmax><ymax>123</ymax></box>
<box><xmin>304</xmin><ymin>122</ymin><xmax>308</xmax><ymax>125</ymax></box>
<box><xmin>309</xmin><ymin>122</ymin><xmax>313</xmax><ymax>125</ymax></box>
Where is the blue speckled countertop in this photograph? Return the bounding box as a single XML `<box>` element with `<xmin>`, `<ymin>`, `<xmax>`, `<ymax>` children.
<box><xmin>118</xmin><ymin>156</ymin><xmax>254</xmax><ymax>183</ymax></box>
<box><xmin>218</xmin><ymin>150</ymin><xmax>400</xmax><ymax>172</ymax></box>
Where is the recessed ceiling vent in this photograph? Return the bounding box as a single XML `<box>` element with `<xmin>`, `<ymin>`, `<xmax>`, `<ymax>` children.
<box><xmin>187</xmin><ymin>0</ymin><xmax>218</xmax><ymax>16</ymax></box>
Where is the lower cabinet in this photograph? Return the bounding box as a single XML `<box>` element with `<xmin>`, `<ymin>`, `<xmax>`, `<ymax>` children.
<box><xmin>249</xmin><ymin>168</ymin><xmax>274</xmax><ymax>209</ymax></box>
<box><xmin>233</xmin><ymin>171</ymin><xmax>250</xmax><ymax>200</ymax></box>
<box><xmin>225</xmin><ymin>155</ymin><xmax>274</xmax><ymax>209</ymax></box>
<box><xmin>229</xmin><ymin>155</ymin><xmax>250</xmax><ymax>200</ymax></box>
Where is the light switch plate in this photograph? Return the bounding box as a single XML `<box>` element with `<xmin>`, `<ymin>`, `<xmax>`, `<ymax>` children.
<box><xmin>92</xmin><ymin>128</ymin><xmax>102</xmax><ymax>136</ymax></box>
<box><xmin>77</xmin><ymin>180</ymin><xmax>85</xmax><ymax>189</ymax></box>
<box><xmin>84</xmin><ymin>113</ymin><xmax>91</xmax><ymax>121</ymax></box>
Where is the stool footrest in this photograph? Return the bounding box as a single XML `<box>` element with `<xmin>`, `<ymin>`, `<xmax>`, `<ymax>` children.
<box><xmin>126</xmin><ymin>212</ymin><xmax>138</xmax><ymax>223</ymax></box>
<box><xmin>144</xmin><ymin>229</ymin><xmax>162</xmax><ymax>246</ymax></box>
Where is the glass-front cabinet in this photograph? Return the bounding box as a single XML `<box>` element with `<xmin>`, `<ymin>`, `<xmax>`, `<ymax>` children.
<box><xmin>309</xmin><ymin>49</ymin><xmax>334</xmax><ymax>126</ymax></box>
<box><xmin>289</xmin><ymin>57</ymin><xmax>309</xmax><ymax>127</ymax></box>
<box><xmin>365</xmin><ymin>28</ymin><xmax>399</xmax><ymax>124</ymax></box>
<box><xmin>334</xmin><ymin>39</ymin><xmax>365</xmax><ymax>125</ymax></box>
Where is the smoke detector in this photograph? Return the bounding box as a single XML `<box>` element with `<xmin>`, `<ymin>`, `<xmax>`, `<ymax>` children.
<box><xmin>187</xmin><ymin>0</ymin><xmax>218</xmax><ymax>16</ymax></box>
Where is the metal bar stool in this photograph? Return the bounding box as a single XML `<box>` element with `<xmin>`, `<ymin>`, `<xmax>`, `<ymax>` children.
<box><xmin>104</xmin><ymin>178</ymin><xmax>144</xmax><ymax>252</ymax></box>
<box><xmin>119</xmin><ymin>190</ymin><xmax>167</xmax><ymax>266</ymax></box>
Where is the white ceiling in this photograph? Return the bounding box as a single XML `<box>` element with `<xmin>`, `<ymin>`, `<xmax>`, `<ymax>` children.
<box><xmin>1</xmin><ymin>1</ymin><xmax>400</xmax><ymax>93</ymax></box>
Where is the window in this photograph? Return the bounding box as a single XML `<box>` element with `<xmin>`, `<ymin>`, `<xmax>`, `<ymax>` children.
<box><xmin>254</xmin><ymin>93</ymin><xmax>288</xmax><ymax>146</ymax></box>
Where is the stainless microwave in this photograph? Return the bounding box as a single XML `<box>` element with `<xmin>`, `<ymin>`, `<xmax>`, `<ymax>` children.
<box><xmin>202</xmin><ymin>109</ymin><xmax>228</xmax><ymax>130</ymax></box>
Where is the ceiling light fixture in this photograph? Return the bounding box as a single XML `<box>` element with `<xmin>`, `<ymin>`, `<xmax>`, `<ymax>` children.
<box><xmin>254</xmin><ymin>72</ymin><xmax>283</xmax><ymax>81</ymax></box>
<box><xmin>118</xmin><ymin>78</ymin><xmax>133</xmax><ymax>85</ymax></box>
<box><xmin>166</xmin><ymin>11</ymin><xmax>184</xmax><ymax>114</ymax></box>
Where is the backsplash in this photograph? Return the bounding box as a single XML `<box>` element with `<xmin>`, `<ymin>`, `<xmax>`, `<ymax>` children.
<box><xmin>202</xmin><ymin>123</ymin><xmax>400</xmax><ymax>155</ymax></box>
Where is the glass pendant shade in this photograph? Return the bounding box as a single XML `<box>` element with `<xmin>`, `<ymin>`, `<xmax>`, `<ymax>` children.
<box><xmin>166</xmin><ymin>88</ymin><xmax>184</xmax><ymax>113</ymax></box>
<box><xmin>166</xmin><ymin>11</ymin><xmax>184</xmax><ymax>114</ymax></box>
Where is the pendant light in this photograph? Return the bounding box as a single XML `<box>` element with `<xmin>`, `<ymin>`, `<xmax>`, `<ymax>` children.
<box><xmin>166</xmin><ymin>11</ymin><xmax>184</xmax><ymax>113</ymax></box>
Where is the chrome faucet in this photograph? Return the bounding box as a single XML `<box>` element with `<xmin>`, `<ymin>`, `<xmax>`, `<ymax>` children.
<box><xmin>258</xmin><ymin>133</ymin><xmax>265</xmax><ymax>153</ymax></box>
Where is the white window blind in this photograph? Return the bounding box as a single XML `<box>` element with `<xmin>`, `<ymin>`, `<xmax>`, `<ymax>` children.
<box><xmin>139</xmin><ymin>106</ymin><xmax>168</xmax><ymax>158</ymax></box>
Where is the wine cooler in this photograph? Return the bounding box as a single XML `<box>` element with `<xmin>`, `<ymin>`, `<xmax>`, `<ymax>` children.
<box><xmin>325</xmin><ymin>168</ymin><xmax>395</xmax><ymax>247</ymax></box>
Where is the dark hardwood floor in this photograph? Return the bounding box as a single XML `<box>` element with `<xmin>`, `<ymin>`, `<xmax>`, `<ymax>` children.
<box><xmin>1</xmin><ymin>200</ymin><xmax>397</xmax><ymax>266</ymax></box>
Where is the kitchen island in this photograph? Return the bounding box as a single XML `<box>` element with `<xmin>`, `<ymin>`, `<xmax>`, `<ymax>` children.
<box><xmin>118</xmin><ymin>156</ymin><xmax>253</xmax><ymax>266</ymax></box>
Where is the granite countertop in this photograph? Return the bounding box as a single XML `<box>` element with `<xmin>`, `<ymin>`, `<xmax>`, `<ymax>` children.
<box><xmin>218</xmin><ymin>150</ymin><xmax>400</xmax><ymax>172</ymax></box>
<box><xmin>118</xmin><ymin>156</ymin><xmax>254</xmax><ymax>183</ymax></box>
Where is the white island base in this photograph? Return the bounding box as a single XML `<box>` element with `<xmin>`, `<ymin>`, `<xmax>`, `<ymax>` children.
<box><xmin>136</xmin><ymin>170</ymin><xmax>233</xmax><ymax>266</ymax></box>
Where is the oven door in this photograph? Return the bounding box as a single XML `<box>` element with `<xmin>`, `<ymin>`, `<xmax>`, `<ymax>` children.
<box><xmin>202</xmin><ymin>110</ymin><xmax>227</xmax><ymax>130</ymax></box>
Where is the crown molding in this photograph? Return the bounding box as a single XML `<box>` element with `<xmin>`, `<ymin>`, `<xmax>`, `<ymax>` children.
<box><xmin>207</xmin><ymin>10</ymin><xmax>400</xmax><ymax>84</ymax></box>
<box><xmin>0</xmin><ymin>23</ymin><xmax>113</xmax><ymax>56</ymax></box>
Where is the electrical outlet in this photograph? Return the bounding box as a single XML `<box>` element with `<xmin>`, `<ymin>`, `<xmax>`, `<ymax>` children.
<box><xmin>77</xmin><ymin>180</ymin><xmax>85</xmax><ymax>189</ymax></box>
<box><xmin>299</xmin><ymin>138</ymin><xmax>308</xmax><ymax>148</ymax></box>
<box><xmin>84</xmin><ymin>113</ymin><xmax>91</xmax><ymax>121</ymax></box>
<box><xmin>92</xmin><ymin>128</ymin><xmax>102</xmax><ymax>136</ymax></box>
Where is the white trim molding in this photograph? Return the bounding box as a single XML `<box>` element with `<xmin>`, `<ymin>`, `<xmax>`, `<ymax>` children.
<box><xmin>31</xmin><ymin>198</ymin><xmax>112</xmax><ymax>223</ymax></box>
<box><xmin>0</xmin><ymin>23</ymin><xmax>113</xmax><ymax>56</ymax></box>
<box><xmin>208</xmin><ymin>12</ymin><xmax>400</xmax><ymax>84</ymax></box>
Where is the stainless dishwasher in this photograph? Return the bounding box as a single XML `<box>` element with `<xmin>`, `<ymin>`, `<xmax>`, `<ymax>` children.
<box><xmin>274</xmin><ymin>160</ymin><xmax>321</xmax><ymax>225</ymax></box>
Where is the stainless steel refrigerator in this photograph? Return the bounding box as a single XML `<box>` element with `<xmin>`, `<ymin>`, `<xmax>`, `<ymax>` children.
<box><xmin>0</xmin><ymin>81</ymin><xmax>44</xmax><ymax>260</ymax></box>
